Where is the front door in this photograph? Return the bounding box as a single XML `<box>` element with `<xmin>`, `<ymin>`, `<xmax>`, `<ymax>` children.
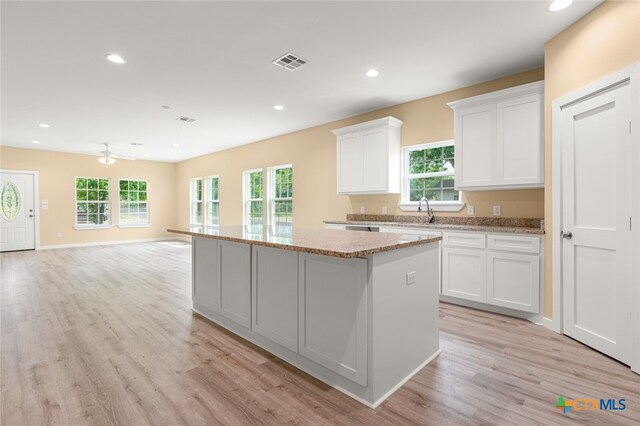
<box><xmin>0</xmin><ymin>172</ymin><xmax>36</xmax><ymax>252</ymax></box>
<box><xmin>560</xmin><ymin>81</ymin><xmax>631</xmax><ymax>365</ymax></box>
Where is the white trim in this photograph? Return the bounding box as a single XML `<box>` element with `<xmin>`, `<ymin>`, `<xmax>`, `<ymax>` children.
<box><xmin>398</xmin><ymin>202</ymin><xmax>464</xmax><ymax>212</ymax></box>
<box><xmin>331</xmin><ymin>116</ymin><xmax>403</xmax><ymax>136</ymax></box>
<box><xmin>0</xmin><ymin>169</ymin><xmax>40</xmax><ymax>250</ymax></box>
<box><xmin>552</xmin><ymin>62</ymin><xmax>640</xmax><ymax>373</ymax></box>
<box><xmin>39</xmin><ymin>237</ymin><xmax>177</xmax><ymax>250</ymax></box>
<box><xmin>267</xmin><ymin>164</ymin><xmax>293</xmax><ymax>229</ymax></box>
<box><xmin>116</xmin><ymin>224</ymin><xmax>151</xmax><ymax>229</ymax></box>
<box><xmin>242</xmin><ymin>168</ymin><xmax>264</xmax><ymax>228</ymax></box>
<box><xmin>447</xmin><ymin>81</ymin><xmax>544</xmax><ymax>110</ymax></box>
<box><xmin>189</xmin><ymin>177</ymin><xmax>203</xmax><ymax>226</ymax></box>
<box><xmin>440</xmin><ymin>296</ymin><xmax>542</xmax><ymax>323</ymax></box>
<box><xmin>542</xmin><ymin>317</ymin><xmax>560</xmax><ymax>333</ymax></box>
<box><xmin>369</xmin><ymin>350</ymin><xmax>441</xmax><ymax>409</ymax></box>
<box><xmin>73</xmin><ymin>225</ymin><xmax>113</xmax><ymax>230</ymax></box>
<box><xmin>204</xmin><ymin>175</ymin><xmax>220</xmax><ymax>226</ymax></box>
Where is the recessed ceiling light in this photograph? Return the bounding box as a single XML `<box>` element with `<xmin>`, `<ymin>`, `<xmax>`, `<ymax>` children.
<box><xmin>31</xmin><ymin>140</ymin><xmax>41</xmax><ymax>144</ymax></box>
<box><xmin>130</xmin><ymin>142</ymin><xmax>143</xmax><ymax>146</ymax></box>
<box><xmin>38</xmin><ymin>123</ymin><xmax>50</xmax><ymax>128</ymax></box>
<box><xmin>161</xmin><ymin>105</ymin><xmax>171</xmax><ymax>109</ymax></box>
<box><xmin>548</xmin><ymin>0</ymin><xmax>573</xmax><ymax>12</ymax></box>
<box><xmin>273</xmin><ymin>105</ymin><xmax>284</xmax><ymax>111</ymax></box>
<box><xmin>105</xmin><ymin>53</ymin><xmax>126</xmax><ymax>64</ymax></box>
<box><xmin>172</xmin><ymin>143</ymin><xmax>180</xmax><ymax>147</ymax></box>
<box><xmin>366</xmin><ymin>69</ymin><xmax>379</xmax><ymax>77</ymax></box>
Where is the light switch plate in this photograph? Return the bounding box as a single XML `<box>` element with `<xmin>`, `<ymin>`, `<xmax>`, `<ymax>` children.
<box><xmin>493</xmin><ymin>205</ymin><xmax>501</xmax><ymax>216</ymax></box>
<box><xmin>360</xmin><ymin>206</ymin><xmax>365</xmax><ymax>214</ymax></box>
<box><xmin>406</xmin><ymin>271</ymin><xmax>416</xmax><ymax>285</ymax></box>
<box><xmin>467</xmin><ymin>205</ymin><xmax>475</xmax><ymax>216</ymax></box>
<box><xmin>382</xmin><ymin>206</ymin><xmax>387</xmax><ymax>214</ymax></box>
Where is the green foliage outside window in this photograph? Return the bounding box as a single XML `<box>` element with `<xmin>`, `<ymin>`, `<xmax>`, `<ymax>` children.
<box><xmin>76</xmin><ymin>177</ymin><xmax>110</xmax><ymax>225</ymax></box>
<box><xmin>273</xmin><ymin>167</ymin><xmax>293</xmax><ymax>232</ymax></box>
<box><xmin>407</xmin><ymin>145</ymin><xmax>458</xmax><ymax>202</ymax></box>
<box><xmin>119</xmin><ymin>179</ymin><xmax>149</xmax><ymax>225</ymax></box>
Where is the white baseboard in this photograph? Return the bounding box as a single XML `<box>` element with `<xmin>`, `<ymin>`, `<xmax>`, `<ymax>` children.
<box><xmin>39</xmin><ymin>237</ymin><xmax>182</xmax><ymax>250</ymax></box>
<box><xmin>440</xmin><ymin>295</ymin><xmax>540</xmax><ymax>323</ymax></box>
<box><xmin>542</xmin><ymin>316</ymin><xmax>561</xmax><ymax>333</ymax></box>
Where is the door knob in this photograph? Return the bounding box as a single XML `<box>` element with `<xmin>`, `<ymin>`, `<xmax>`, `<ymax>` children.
<box><xmin>560</xmin><ymin>231</ymin><xmax>572</xmax><ymax>240</ymax></box>
<box><xmin>29</xmin><ymin>214</ymin><xmax>34</xmax><ymax>218</ymax></box>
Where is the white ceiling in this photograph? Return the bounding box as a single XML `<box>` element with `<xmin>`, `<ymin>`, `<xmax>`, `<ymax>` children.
<box><xmin>1</xmin><ymin>1</ymin><xmax>601</xmax><ymax>163</ymax></box>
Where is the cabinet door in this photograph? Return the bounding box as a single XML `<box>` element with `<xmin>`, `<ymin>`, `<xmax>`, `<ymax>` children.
<box><xmin>497</xmin><ymin>94</ymin><xmax>544</xmax><ymax>186</ymax></box>
<box><xmin>487</xmin><ymin>251</ymin><xmax>540</xmax><ymax>313</ymax></box>
<box><xmin>193</xmin><ymin>237</ymin><xmax>219</xmax><ymax>312</ymax></box>
<box><xmin>252</xmin><ymin>246</ymin><xmax>298</xmax><ymax>352</ymax></box>
<box><xmin>455</xmin><ymin>104</ymin><xmax>496</xmax><ymax>188</ymax></box>
<box><xmin>337</xmin><ymin>133</ymin><xmax>362</xmax><ymax>193</ymax></box>
<box><xmin>298</xmin><ymin>254</ymin><xmax>368</xmax><ymax>386</ymax></box>
<box><xmin>442</xmin><ymin>247</ymin><xmax>486</xmax><ymax>302</ymax></box>
<box><xmin>218</xmin><ymin>241</ymin><xmax>251</xmax><ymax>328</ymax></box>
<box><xmin>361</xmin><ymin>126</ymin><xmax>388</xmax><ymax>192</ymax></box>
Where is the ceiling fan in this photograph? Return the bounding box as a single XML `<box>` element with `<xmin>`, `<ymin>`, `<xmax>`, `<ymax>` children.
<box><xmin>98</xmin><ymin>143</ymin><xmax>136</xmax><ymax>165</ymax></box>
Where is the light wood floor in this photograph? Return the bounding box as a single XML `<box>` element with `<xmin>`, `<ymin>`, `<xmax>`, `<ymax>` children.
<box><xmin>1</xmin><ymin>241</ymin><xmax>639</xmax><ymax>425</ymax></box>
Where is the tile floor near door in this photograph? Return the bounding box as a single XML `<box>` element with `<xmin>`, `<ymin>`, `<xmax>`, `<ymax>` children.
<box><xmin>1</xmin><ymin>240</ymin><xmax>639</xmax><ymax>425</ymax></box>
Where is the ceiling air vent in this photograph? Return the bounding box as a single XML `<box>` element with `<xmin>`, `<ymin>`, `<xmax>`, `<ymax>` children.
<box><xmin>272</xmin><ymin>52</ymin><xmax>307</xmax><ymax>71</ymax></box>
<box><xmin>176</xmin><ymin>116</ymin><xmax>198</xmax><ymax>124</ymax></box>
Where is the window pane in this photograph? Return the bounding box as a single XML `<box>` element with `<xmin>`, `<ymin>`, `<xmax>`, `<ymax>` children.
<box><xmin>98</xmin><ymin>179</ymin><xmax>109</xmax><ymax>190</ymax></box>
<box><xmin>88</xmin><ymin>179</ymin><xmax>98</xmax><ymax>189</ymax></box>
<box><xmin>250</xmin><ymin>172</ymin><xmax>263</xmax><ymax>199</ymax></box>
<box><xmin>98</xmin><ymin>190</ymin><xmax>109</xmax><ymax>201</ymax></box>
<box><xmin>76</xmin><ymin>178</ymin><xmax>87</xmax><ymax>189</ymax></box>
<box><xmin>192</xmin><ymin>202</ymin><xmax>202</xmax><ymax>224</ymax></box>
<box><xmin>207</xmin><ymin>201</ymin><xmax>220</xmax><ymax>225</ymax></box>
<box><xmin>77</xmin><ymin>190</ymin><xmax>87</xmax><ymax>201</ymax></box>
<box><xmin>88</xmin><ymin>190</ymin><xmax>98</xmax><ymax>201</ymax></box>
<box><xmin>425</xmin><ymin>177</ymin><xmax>442</xmax><ymax>189</ymax></box>
<box><xmin>120</xmin><ymin>191</ymin><xmax>129</xmax><ymax>201</ymax></box>
<box><xmin>119</xmin><ymin>180</ymin><xmax>128</xmax><ymax>191</ymax></box>
<box><xmin>139</xmin><ymin>181</ymin><xmax>147</xmax><ymax>192</ymax></box>
<box><xmin>443</xmin><ymin>176</ymin><xmax>455</xmax><ymax>188</ymax></box>
<box><xmin>425</xmin><ymin>147</ymin><xmax>442</xmax><ymax>160</ymax></box>
<box><xmin>129</xmin><ymin>181</ymin><xmax>138</xmax><ymax>191</ymax></box>
<box><xmin>442</xmin><ymin>189</ymin><xmax>459</xmax><ymax>201</ymax></box>
<box><xmin>139</xmin><ymin>192</ymin><xmax>147</xmax><ymax>201</ymax></box>
<box><xmin>129</xmin><ymin>191</ymin><xmax>139</xmax><ymax>201</ymax></box>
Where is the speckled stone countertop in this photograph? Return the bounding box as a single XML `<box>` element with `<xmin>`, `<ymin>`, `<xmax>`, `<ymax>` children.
<box><xmin>325</xmin><ymin>215</ymin><xmax>545</xmax><ymax>235</ymax></box>
<box><xmin>168</xmin><ymin>226</ymin><xmax>441</xmax><ymax>259</ymax></box>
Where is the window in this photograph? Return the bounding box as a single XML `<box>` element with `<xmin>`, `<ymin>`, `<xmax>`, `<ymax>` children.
<box><xmin>119</xmin><ymin>179</ymin><xmax>148</xmax><ymax>226</ymax></box>
<box><xmin>205</xmin><ymin>176</ymin><xmax>220</xmax><ymax>226</ymax></box>
<box><xmin>190</xmin><ymin>177</ymin><xmax>203</xmax><ymax>225</ymax></box>
<box><xmin>401</xmin><ymin>140</ymin><xmax>463</xmax><ymax>211</ymax></box>
<box><xmin>75</xmin><ymin>177</ymin><xmax>110</xmax><ymax>226</ymax></box>
<box><xmin>243</xmin><ymin>169</ymin><xmax>263</xmax><ymax>232</ymax></box>
<box><xmin>269</xmin><ymin>165</ymin><xmax>293</xmax><ymax>234</ymax></box>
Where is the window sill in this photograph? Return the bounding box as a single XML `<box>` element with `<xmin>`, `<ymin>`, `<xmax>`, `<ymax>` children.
<box><xmin>117</xmin><ymin>224</ymin><xmax>151</xmax><ymax>229</ymax></box>
<box><xmin>73</xmin><ymin>225</ymin><xmax>113</xmax><ymax>231</ymax></box>
<box><xmin>398</xmin><ymin>202</ymin><xmax>465</xmax><ymax>212</ymax></box>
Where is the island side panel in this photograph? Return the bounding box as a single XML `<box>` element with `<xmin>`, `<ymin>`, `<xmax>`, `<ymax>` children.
<box><xmin>370</xmin><ymin>242</ymin><xmax>440</xmax><ymax>404</ymax></box>
<box><xmin>193</xmin><ymin>236</ymin><xmax>220</xmax><ymax>313</ymax></box>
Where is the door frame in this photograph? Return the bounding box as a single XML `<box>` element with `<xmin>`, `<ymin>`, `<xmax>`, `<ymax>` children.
<box><xmin>0</xmin><ymin>169</ymin><xmax>40</xmax><ymax>250</ymax></box>
<box><xmin>551</xmin><ymin>62</ymin><xmax>640</xmax><ymax>373</ymax></box>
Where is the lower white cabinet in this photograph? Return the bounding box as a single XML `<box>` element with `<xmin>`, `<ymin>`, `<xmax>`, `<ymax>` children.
<box><xmin>442</xmin><ymin>247</ymin><xmax>486</xmax><ymax>302</ymax></box>
<box><xmin>487</xmin><ymin>251</ymin><xmax>539</xmax><ymax>313</ymax></box>
<box><xmin>193</xmin><ymin>237</ymin><xmax>220</xmax><ymax>312</ymax></box>
<box><xmin>252</xmin><ymin>246</ymin><xmax>299</xmax><ymax>352</ymax></box>
<box><xmin>298</xmin><ymin>253</ymin><xmax>368</xmax><ymax>387</ymax></box>
<box><xmin>218</xmin><ymin>241</ymin><xmax>252</xmax><ymax>328</ymax></box>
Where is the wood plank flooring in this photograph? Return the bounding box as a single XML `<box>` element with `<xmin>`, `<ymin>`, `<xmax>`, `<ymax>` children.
<box><xmin>1</xmin><ymin>241</ymin><xmax>639</xmax><ymax>425</ymax></box>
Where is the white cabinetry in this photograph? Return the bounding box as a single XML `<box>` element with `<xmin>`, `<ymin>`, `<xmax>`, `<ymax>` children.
<box><xmin>193</xmin><ymin>237</ymin><xmax>219</xmax><ymax>312</ymax></box>
<box><xmin>333</xmin><ymin>116</ymin><xmax>403</xmax><ymax>195</ymax></box>
<box><xmin>442</xmin><ymin>247</ymin><xmax>486</xmax><ymax>302</ymax></box>
<box><xmin>448</xmin><ymin>81</ymin><xmax>544</xmax><ymax>191</ymax></box>
<box><xmin>487</xmin><ymin>251</ymin><xmax>539</xmax><ymax>313</ymax></box>
<box><xmin>298</xmin><ymin>253</ymin><xmax>368</xmax><ymax>386</ymax></box>
<box><xmin>218</xmin><ymin>241</ymin><xmax>252</xmax><ymax>328</ymax></box>
<box><xmin>252</xmin><ymin>246</ymin><xmax>299</xmax><ymax>352</ymax></box>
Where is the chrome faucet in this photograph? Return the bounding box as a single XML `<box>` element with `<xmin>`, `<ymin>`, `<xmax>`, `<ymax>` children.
<box><xmin>418</xmin><ymin>197</ymin><xmax>434</xmax><ymax>223</ymax></box>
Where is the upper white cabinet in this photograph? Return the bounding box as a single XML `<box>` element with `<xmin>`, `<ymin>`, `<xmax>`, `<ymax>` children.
<box><xmin>448</xmin><ymin>81</ymin><xmax>544</xmax><ymax>191</ymax></box>
<box><xmin>333</xmin><ymin>116</ymin><xmax>403</xmax><ymax>195</ymax></box>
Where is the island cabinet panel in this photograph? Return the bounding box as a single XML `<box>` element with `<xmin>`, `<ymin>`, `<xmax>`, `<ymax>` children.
<box><xmin>218</xmin><ymin>241</ymin><xmax>251</xmax><ymax>328</ymax></box>
<box><xmin>251</xmin><ymin>246</ymin><xmax>299</xmax><ymax>352</ymax></box>
<box><xmin>298</xmin><ymin>254</ymin><xmax>368</xmax><ymax>387</ymax></box>
<box><xmin>192</xmin><ymin>237</ymin><xmax>220</xmax><ymax>312</ymax></box>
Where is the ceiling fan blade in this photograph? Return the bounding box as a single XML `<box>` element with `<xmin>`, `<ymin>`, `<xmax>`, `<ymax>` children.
<box><xmin>111</xmin><ymin>154</ymin><xmax>136</xmax><ymax>161</ymax></box>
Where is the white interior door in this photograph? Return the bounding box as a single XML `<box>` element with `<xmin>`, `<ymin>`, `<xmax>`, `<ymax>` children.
<box><xmin>0</xmin><ymin>172</ymin><xmax>36</xmax><ymax>252</ymax></box>
<box><xmin>560</xmin><ymin>81</ymin><xmax>631</xmax><ymax>364</ymax></box>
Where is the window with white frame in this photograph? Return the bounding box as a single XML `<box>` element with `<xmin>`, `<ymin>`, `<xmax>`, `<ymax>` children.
<box><xmin>269</xmin><ymin>165</ymin><xmax>293</xmax><ymax>234</ymax></box>
<box><xmin>190</xmin><ymin>177</ymin><xmax>203</xmax><ymax>225</ymax></box>
<box><xmin>243</xmin><ymin>169</ymin><xmax>263</xmax><ymax>232</ymax></box>
<box><xmin>403</xmin><ymin>140</ymin><xmax>459</xmax><ymax>206</ymax></box>
<box><xmin>119</xmin><ymin>179</ymin><xmax>148</xmax><ymax>226</ymax></box>
<box><xmin>75</xmin><ymin>177</ymin><xmax>110</xmax><ymax>226</ymax></box>
<box><xmin>205</xmin><ymin>175</ymin><xmax>220</xmax><ymax>226</ymax></box>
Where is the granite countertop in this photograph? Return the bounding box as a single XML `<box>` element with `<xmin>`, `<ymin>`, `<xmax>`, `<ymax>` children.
<box><xmin>324</xmin><ymin>215</ymin><xmax>545</xmax><ymax>235</ymax></box>
<box><xmin>167</xmin><ymin>226</ymin><xmax>441</xmax><ymax>258</ymax></box>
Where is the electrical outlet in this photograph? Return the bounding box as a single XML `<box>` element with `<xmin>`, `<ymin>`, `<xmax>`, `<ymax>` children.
<box><xmin>382</xmin><ymin>206</ymin><xmax>388</xmax><ymax>214</ymax></box>
<box><xmin>406</xmin><ymin>271</ymin><xmax>416</xmax><ymax>285</ymax></box>
<box><xmin>467</xmin><ymin>205</ymin><xmax>475</xmax><ymax>216</ymax></box>
<box><xmin>493</xmin><ymin>205</ymin><xmax>501</xmax><ymax>216</ymax></box>
<box><xmin>360</xmin><ymin>206</ymin><xmax>365</xmax><ymax>214</ymax></box>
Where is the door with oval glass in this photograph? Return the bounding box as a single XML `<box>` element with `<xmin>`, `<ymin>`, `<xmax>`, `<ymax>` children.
<box><xmin>0</xmin><ymin>172</ymin><xmax>36</xmax><ymax>252</ymax></box>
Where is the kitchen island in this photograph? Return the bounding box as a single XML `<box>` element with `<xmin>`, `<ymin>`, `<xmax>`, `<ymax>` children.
<box><xmin>168</xmin><ymin>226</ymin><xmax>441</xmax><ymax>408</ymax></box>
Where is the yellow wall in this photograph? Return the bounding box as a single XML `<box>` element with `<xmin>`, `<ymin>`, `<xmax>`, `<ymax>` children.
<box><xmin>176</xmin><ymin>68</ymin><xmax>545</xmax><ymax>230</ymax></box>
<box><xmin>0</xmin><ymin>147</ymin><xmax>176</xmax><ymax>246</ymax></box>
<box><xmin>543</xmin><ymin>0</ymin><xmax>640</xmax><ymax>318</ymax></box>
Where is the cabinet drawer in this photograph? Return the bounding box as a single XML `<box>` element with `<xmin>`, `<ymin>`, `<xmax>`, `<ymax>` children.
<box><xmin>442</xmin><ymin>232</ymin><xmax>485</xmax><ymax>249</ymax></box>
<box><xmin>487</xmin><ymin>234</ymin><xmax>540</xmax><ymax>254</ymax></box>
